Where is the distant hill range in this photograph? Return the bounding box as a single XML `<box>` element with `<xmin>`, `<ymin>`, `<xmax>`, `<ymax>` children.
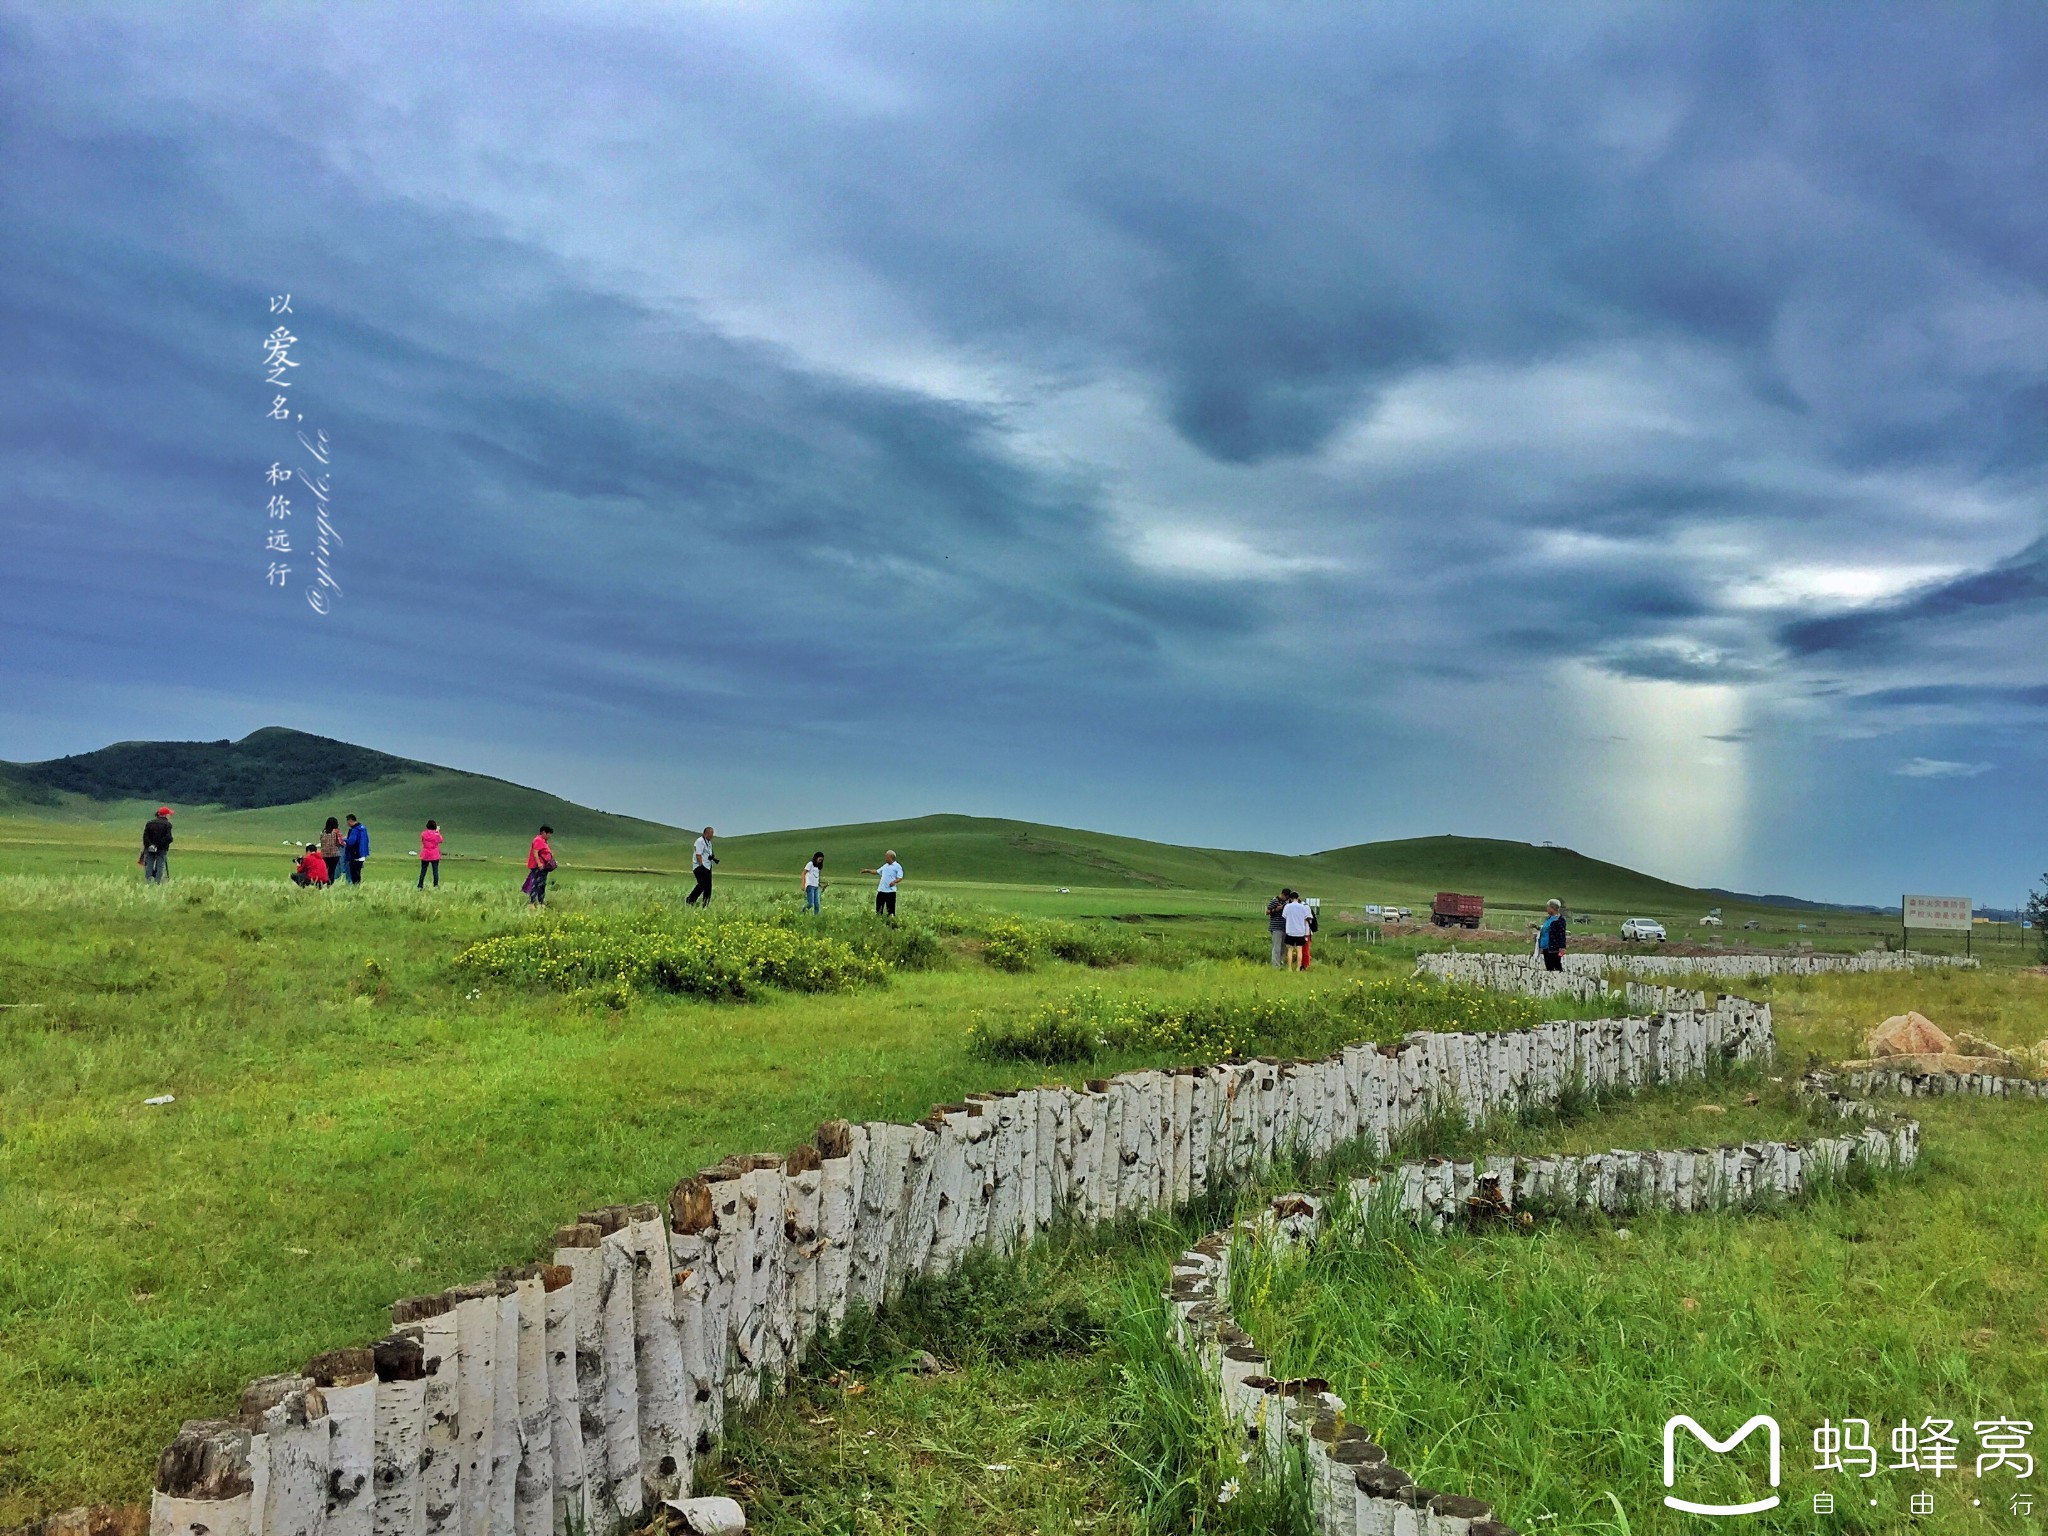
<box><xmin>0</xmin><ymin>727</ymin><xmax>1872</xmax><ymax>919</ymax></box>
<box><xmin>4</xmin><ymin>727</ymin><xmax>434</xmax><ymax>810</ymax></box>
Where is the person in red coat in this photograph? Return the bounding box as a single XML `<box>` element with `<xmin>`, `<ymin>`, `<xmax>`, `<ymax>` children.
<box><xmin>292</xmin><ymin>845</ymin><xmax>329</xmax><ymax>887</ymax></box>
<box><xmin>524</xmin><ymin>825</ymin><xmax>556</xmax><ymax>905</ymax></box>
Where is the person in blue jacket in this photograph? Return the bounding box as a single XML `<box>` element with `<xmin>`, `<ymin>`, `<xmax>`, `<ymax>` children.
<box><xmin>1536</xmin><ymin>898</ymin><xmax>1568</xmax><ymax>971</ymax></box>
<box><xmin>342</xmin><ymin>813</ymin><xmax>370</xmax><ymax>885</ymax></box>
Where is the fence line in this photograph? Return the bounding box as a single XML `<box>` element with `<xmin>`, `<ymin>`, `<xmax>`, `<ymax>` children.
<box><xmin>139</xmin><ymin>998</ymin><xmax>1773</xmax><ymax>1536</ymax></box>
<box><xmin>1168</xmin><ymin>1113</ymin><xmax>1919</xmax><ymax>1535</ymax></box>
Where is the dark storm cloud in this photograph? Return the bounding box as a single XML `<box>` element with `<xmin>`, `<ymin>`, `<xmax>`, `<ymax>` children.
<box><xmin>1782</xmin><ymin>539</ymin><xmax>2048</xmax><ymax>659</ymax></box>
<box><xmin>1</xmin><ymin>2</ymin><xmax>2045</xmax><ymax>893</ymax></box>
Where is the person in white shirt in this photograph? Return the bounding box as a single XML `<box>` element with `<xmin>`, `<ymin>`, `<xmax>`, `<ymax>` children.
<box><xmin>1281</xmin><ymin>893</ymin><xmax>1316</xmax><ymax>970</ymax></box>
<box><xmin>862</xmin><ymin>851</ymin><xmax>904</xmax><ymax>917</ymax></box>
<box><xmin>687</xmin><ymin>826</ymin><xmax>717</xmax><ymax>905</ymax></box>
<box><xmin>803</xmin><ymin>851</ymin><xmax>824</xmax><ymax>914</ymax></box>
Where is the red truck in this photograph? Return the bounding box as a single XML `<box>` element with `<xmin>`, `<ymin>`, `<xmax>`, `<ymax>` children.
<box><xmin>1431</xmin><ymin>891</ymin><xmax>1484</xmax><ymax>929</ymax></box>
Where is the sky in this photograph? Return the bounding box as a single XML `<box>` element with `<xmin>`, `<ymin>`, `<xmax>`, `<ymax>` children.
<box><xmin>1</xmin><ymin>3</ymin><xmax>2043</xmax><ymax>905</ymax></box>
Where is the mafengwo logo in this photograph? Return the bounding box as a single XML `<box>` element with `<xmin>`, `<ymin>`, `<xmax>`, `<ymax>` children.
<box><xmin>1663</xmin><ymin>1415</ymin><xmax>1783</xmax><ymax>1515</ymax></box>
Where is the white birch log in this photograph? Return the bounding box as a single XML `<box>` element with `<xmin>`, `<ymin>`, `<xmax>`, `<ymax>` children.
<box><xmin>1169</xmin><ymin>1069</ymin><xmax>1195</xmax><ymax>1209</ymax></box>
<box><xmin>850</xmin><ymin>1125</ymin><xmax>903</xmax><ymax>1306</ymax></box>
<box><xmin>1184</xmin><ymin>1069</ymin><xmax>1213</xmax><ymax>1201</ymax></box>
<box><xmin>242</xmin><ymin>1375</ymin><xmax>330</xmax><ymax>1536</ymax></box>
<box><xmin>896</xmin><ymin>1119</ymin><xmax>941</xmax><ymax>1284</ymax></box>
<box><xmin>1128</xmin><ymin>1072</ymin><xmax>1160</xmax><ymax>1215</ymax></box>
<box><xmin>810</xmin><ymin>1124</ymin><xmax>857</xmax><ymax>1332</ymax></box>
<box><xmin>962</xmin><ymin>1099</ymin><xmax>996</xmax><ymax>1246</ymax></box>
<box><xmin>1017</xmin><ymin>1088</ymin><xmax>1043</xmax><ymax>1247</ymax></box>
<box><xmin>1030</xmin><ymin>1088</ymin><xmax>1056</xmax><ymax>1234</ymax></box>
<box><xmin>154</xmin><ymin>1419</ymin><xmax>256</xmax><ymax>1536</ymax></box>
<box><xmin>690</xmin><ymin>1169</ymin><xmax>739</xmax><ymax>1447</ymax></box>
<box><xmin>927</xmin><ymin>1106</ymin><xmax>973</xmax><ymax>1271</ymax></box>
<box><xmin>441</xmin><ymin>1284</ymin><xmax>499</xmax><ymax>1536</ymax></box>
<box><xmin>538</xmin><ymin>1265</ymin><xmax>588</xmax><ymax>1536</ymax></box>
<box><xmin>502</xmin><ymin>1269</ymin><xmax>552</xmax><ymax>1536</ymax></box>
<box><xmin>389</xmin><ymin>1295</ymin><xmax>459</xmax><ymax>1536</ymax></box>
<box><xmin>1069</xmin><ymin>1087</ymin><xmax>1104</xmax><ymax>1224</ymax></box>
<box><xmin>716</xmin><ymin>1163</ymin><xmax>761</xmax><ymax>1408</ymax></box>
<box><xmin>587</xmin><ymin>1216</ymin><xmax>643</xmax><ymax>1524</ymax></box>
<box><xmin>1046</xmin><ymin>1086</ymin><xmax>1075</xmax><ymax>1219</ymax></box>
<box><xmin>369</xmin><ymin>1335</ymin><xmax>427</xmax><ymax>1536</ymax></box>
<box><xmin>743</xmin><ymin>1158</ymin><xmax>790</xmax><ymax>1392</ymax></box>
<box><xmin>305</xmin><ymin>1350</ymin><xmax>376</xmax><ymax>1536</ymax></box>
<box><xmin>547</xmin><ymin>1224</ymin><xmax>605</xmax><ymax>1525</ymax></box>
<box><xmin>486</xmin><ymin>1280</ymin><xmax>521</xmax><ymax>1536</ymax></box>
<box><xmin>620</xmin><ymin>1210</ymin><xmax>689</xmax><ymax>1506</ymax></box>
<box><xmin>985</xmin><ymin>1093</ymin><xmax>1022</xmax><ymax>1253</ymax></box>
<box><xmin>665</xmin><ymin>1183</ymin><xmax>714</xmax><ymax>1467</ymax></box>
<box><xmin>782</xmin><ymin>1145</ymin><xmax>823</xmax><ymax>1365</ymax></box>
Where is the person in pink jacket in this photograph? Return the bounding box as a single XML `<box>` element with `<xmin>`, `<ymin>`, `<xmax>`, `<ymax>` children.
<box><xmin>417</xmin><ymin>819</ymin><xmax>444</xmax><ymax>889</ymax></box>
<box><xmin>524</xmin><ymin>825</ymin><xmax>556</xmax><ymax>905</ymax></box>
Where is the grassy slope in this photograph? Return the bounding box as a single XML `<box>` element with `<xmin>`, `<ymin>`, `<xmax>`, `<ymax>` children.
<box><xmin>0</xmin><ymin>771</ymin><xmax>688</xmax><ymax>859</ymax></box>
<box><xmin>1236</xmin><ymin>1091</ymin><xmax>2048</xmax><ymax>1536</ymax></box>
<box><xmin>0</xmin><ymin>732</ymin><xmax>1912</xmax><ymax>934</ymax></box>
<box><xmin>0</xmin><ymin>865</ymin><xmax>2039</xmax><ymax>1521</ymax></box>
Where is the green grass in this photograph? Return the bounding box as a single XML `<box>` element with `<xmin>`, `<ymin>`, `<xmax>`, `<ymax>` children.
<box><xmin>1231</xmin><ymin>1093</ymin><xmax>2048</xmax><ymax>1536</ymax></box>
<box><xmin>695</xmin><ymin>1206</ymin><xmax>1317</xmax><ymax>1535</ymax></box>
<box><xmin>1</xmin><ymin>724</ymin><xmax>1972</xmax><ymax>953</ymax></box>
<box><xmin>0</xmin><ymin>872</ymin><xmax>1394</xmax><ymax>1521</ymax></box>
<box><xmin>0</xmin><ymin>858</ymin><xmax>2040</xmax><ymax>1525</ymax></box>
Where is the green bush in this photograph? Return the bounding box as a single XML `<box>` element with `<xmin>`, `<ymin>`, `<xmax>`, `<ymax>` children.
<box><xmin>455</xmin><ymin>911</ymin><xmax>888</xmax><ymax>1000</ymax></box>
<box><xmin>980</xmin><ymin>919</ymin><xmax>1043</xmax><ymax>972</ymax></box>
<box><xmin>1042</xmin><ymin>921</ymin><xmax>1143</xmax><ymax>967</ymax></box>
<box><xmin>969</xmin><ymin>979</ymin><xmax>1557</xmax><ymax>1065</ymax></box>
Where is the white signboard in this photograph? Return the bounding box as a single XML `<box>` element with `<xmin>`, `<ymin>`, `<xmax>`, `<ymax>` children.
<box><xmin>1902</xmin><ymin>893</ymin><xmax>1972</xmax><ymax>932</ymax></box>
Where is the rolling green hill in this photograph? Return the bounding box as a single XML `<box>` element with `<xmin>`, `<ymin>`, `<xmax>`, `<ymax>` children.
<box><xmin>0</xmin><ymin>728</ymin><xmax>687</xmax><ymax>859</ymax></box>
<box><xmin>0</xmin><ymin>731</ymin><xmax>1877</xmax><ymax>928</ymax></box>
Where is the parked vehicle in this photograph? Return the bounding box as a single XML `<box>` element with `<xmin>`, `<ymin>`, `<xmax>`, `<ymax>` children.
<box><xmin>1431</xmin><ymin>891</ymin><xmax>1484</xmax><ymax>929</ymax></box>
<box><xmin>1621</xmin><ymin>917</ymin><xmax>1667</xmax><ymax>942</ymax></box>
<box><xmin>1741</xmin><ymin>919</ymin><xmax>1761</xmax><ymax>930</ymax></box>
<box><xmin>1396</xmin><ymin>907</ymin><xmax>1413</xmax><ymax>920</ymax></box>
<box><xmin>1699</xmin><ymin>914</ymin><xmax>1724</xmax><ymax>927</ymax></box>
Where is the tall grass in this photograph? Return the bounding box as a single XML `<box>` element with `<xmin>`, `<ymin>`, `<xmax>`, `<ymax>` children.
<box><xmin>967</xmin><ymin>977</ymin><xmax>1617</xmax><ymax>1065</ymax></box>
<box><xmin>1231</xmin><ymin>1095</ymin><xmax>2048</xmax><ymax>1536</ymax></box>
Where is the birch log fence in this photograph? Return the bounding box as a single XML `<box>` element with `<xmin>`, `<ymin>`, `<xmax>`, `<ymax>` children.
<box><xmin>1166</xmin><ymin>1105</ymin><xmax>1921</xmax><ymax>1536</ymax></box>
<box><xmin>1416</xmin><ymin>947</ymin><xmax>1976</xmax><ymax>998</ymax></box>
<box><xmin>123</xmin><ymin>995</ymin><xmax>1776</xmax><ymax>1536</ymax></box>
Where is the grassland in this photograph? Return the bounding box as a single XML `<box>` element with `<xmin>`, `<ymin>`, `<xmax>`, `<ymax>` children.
<box><xmin>1232</xmin><ymin>1088</ymin><xmax>2048</xmax><ymax>1536</ymax></box>
<box><xmin>0</xmin><ymin>821</ymin><xmax>2038</xmax><ymax>1527</ymax></box>
<box><xmin>5</xmin><ymin>716</ymin><xmax>1991</xmax><ymax>957</ymax></box>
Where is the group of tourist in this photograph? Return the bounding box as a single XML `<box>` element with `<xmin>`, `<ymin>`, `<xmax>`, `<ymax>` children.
<box><xmin>141</xmin><ymin>808</ymin><xmax>557</xmax><ymax>904</ymax></box>
<box><xmin>1266</xmin><ymin>888</ymin><xmax>1318</xmax><ymax>969</ymax></box>
<box><xmin>146</xmin><ymin>806</ymin><xmax>907</xmax><ymax>916</ymax></box>
<box><xmin>288</xmin><ymin>814</ymin><xmax>373</xmax><ymax>887</ymax></box>
<box><xmin>682</xmin><ymin>829</ymin><xmax>907</xmax><ymax>916</ymax></box>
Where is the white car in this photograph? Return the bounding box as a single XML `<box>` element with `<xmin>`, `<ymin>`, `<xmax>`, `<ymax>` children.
<box><xmin>1621</xmin><ymin>918</ymin><xmax>1667</xmax><ymax>942</ymax></box>
<box><xmin>1699</xmin><ymin>914</ymin><xmax>1724</xmax><ymax>927</ymax></box>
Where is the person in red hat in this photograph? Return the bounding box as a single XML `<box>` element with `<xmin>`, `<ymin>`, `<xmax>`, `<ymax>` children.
<box><xmin>141</xmin><ymin>806</ymin><xmax>174</xmax><ymax>883</ymax></box>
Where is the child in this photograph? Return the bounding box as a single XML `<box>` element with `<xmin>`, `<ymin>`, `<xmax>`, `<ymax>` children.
<box><xmin>418</xmin><ymin>819</ymin><xmax>443</xmax><ymax>889</ymax></box>
<box><xmin>803</xmin><ymin>851</ymin><xmax>824</xmax><ymax>913</ymax></box>
<box><xmin>525</xmin><ymin>825</ymin><xmax>556</xmax><ymax>906</ymax></box>
<box><xmin>293</xmin><ymin>844</ymin><xmax>328</xmax><ymax>887</ymax></box>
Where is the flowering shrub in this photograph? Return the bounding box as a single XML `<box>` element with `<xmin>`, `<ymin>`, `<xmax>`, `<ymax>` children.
<box><xmin>978</xmin><ymin>917</ymin><xmax>1144</xmax><ymax>972</ymax></box>
<box><xmin>968</xmin><ymin>979</ymin><xmax>1554</xmax><ymax>1064</ymax></box>
<box><xmin>980</xmin><ymin>919</ymin><xmax>1044</xmax><ymax>972</ymax></box>
<box><xmin>456</xmin><ymin>912</ymin><xmax>888</xmax><ymax>1000</ymax></box>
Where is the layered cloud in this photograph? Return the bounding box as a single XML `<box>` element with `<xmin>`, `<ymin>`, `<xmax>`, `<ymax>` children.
<box><xmin>0</xmin><ymin>3</ymin><xmax>2042</xmax><ymax>898</ymax></box>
